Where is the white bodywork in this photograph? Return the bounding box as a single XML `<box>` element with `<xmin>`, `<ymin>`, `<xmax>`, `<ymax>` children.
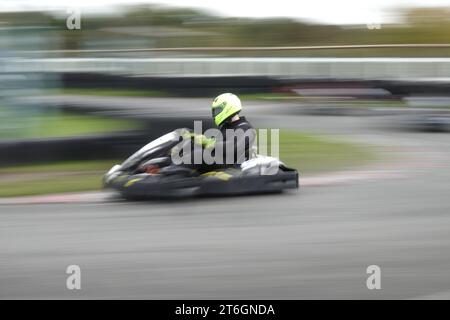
<box><xmin>241</xmin><ymin>155</ymin><xmax>283</xmax><ymax>176</ymax></box>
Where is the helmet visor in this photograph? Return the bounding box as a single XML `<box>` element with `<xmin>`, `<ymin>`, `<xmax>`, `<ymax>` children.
<box><xmin>212</xmin><ymin>106</ymin><xmax>224</xmax><ymax>118</ymax></box>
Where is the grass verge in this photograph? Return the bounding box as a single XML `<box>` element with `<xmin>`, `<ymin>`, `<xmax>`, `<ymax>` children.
<box><xmin>276</xmin><ymin>130</ymin><xmax>374</xmax><ymax>173</ymax></box>
<box><xmin>0</xmin><ymin>160</ymin><xmax>120</xmax><ymax>197</ymax></box>
<box><xmin>0</xmin><ymin>111</ymin><xmax>143</xmax><ymax>140</ymax></box>
<box><xmin>60</xmin><ymin>88</ymin><xmax>296</xmax><ymax>100</ymax></box>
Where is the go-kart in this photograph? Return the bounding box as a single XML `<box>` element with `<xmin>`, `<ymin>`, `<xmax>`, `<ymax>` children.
<box><xmin>103</xmin><ymin>130</ymin><xmax>299</xmax><ymax>199</ymax></box>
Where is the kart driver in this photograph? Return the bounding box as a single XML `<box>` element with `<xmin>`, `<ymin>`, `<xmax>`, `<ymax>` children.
<box><xmin>178</xmin><ymin>93</ymin><xmax>256</xmax><ymax>170</ymax></box>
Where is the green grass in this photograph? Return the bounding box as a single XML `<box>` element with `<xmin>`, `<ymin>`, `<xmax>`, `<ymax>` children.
<box><xmin>0</xmin><ymin>160</ymin><xmax>120</xmax><ymax>197</ymax></box>
<box><xmin>60</xmin><ymin>88</ymin><xmax>296</xmax><ymax>101</ymax></box>
<box><xmin>0</xmin><ymin>131</ymin><xmax>375</xmax><ymax>197</ymax></box>
<box><xmin>0</xmin><ymin>159</ymin><xmax>121</xmax><ymax>174</ymax></box>
<box><xmin>264</xmin><ymin>130</ymin><xmax>375</xmax><ymax>173</ymax></box>
<box><xmin>0</xmin><ymin>174</ymin><xmax>103</xmax><ymax>198</ymax></box>
<box><xmin>0</xmin><ymin>111</ymin><xmax>143</xmax><ymax>140</ymax></box>
<box><xmin>302</xmin><ymin>99</ymin><xmax>407</xmax><ymax>107</ymax></box>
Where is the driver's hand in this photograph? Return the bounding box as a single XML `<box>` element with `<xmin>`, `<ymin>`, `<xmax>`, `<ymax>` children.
<box><xmin>193</xmin><ymin>134</ymin><xmax>215</xmax><ymax>148</ymax></box>
<box><xmin>178</xmin><ymin>129</ymin><xmax>215</xmax><ymax>148</ymax></box>
<box><xmin>178</xmin><ymin>128</ymin><xmax>192</xmax><ymax>140</ymax></box>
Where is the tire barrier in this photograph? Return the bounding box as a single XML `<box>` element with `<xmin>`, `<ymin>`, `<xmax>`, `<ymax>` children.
<box><xmin>0</xmin><ymin>131</ymin><xmax>149</xmax><ymax>167</ymax></box>
<box><xmin>60</xmin><ymin>73</ymin><xmax>282</xmax><ymax>96</ymax></box>
<box><xmin>0</xmin><ymin>116</ymin><xmax>210</xmax><ymax>167</ymax></box>
<box><xmin>59</xmin><ymin>73</ymin><xmax>450</xmax><ymax>98</ymax></box>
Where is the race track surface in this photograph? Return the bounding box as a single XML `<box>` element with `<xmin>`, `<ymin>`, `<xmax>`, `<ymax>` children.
<box><xmin>1</xmin><ymin>100</ymin><xmax>450</xmax><ymax>299</ymax></box>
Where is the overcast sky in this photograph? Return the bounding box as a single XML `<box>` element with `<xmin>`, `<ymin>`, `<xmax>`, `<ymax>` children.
<box><xmin>1</xmin><ymin>0</ymin><xmax>450</xmax><ymax>24</ymax></box>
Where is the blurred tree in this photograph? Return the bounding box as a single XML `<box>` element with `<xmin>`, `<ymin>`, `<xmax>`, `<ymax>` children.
<box><xmin>1</xmin><ymin>4</ymin><xmax>449</xmax><ymax>56</ymax></box>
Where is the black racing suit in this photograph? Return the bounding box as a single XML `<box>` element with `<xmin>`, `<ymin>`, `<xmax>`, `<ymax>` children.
<box><xmin>213</xmin><ymin>116</ymin><xmax>256</xmax><ymax>167</ymax></box>
<box><xmin>179</xmin><ymin>116</ymin><xmax>256</xmax><ymax>172</ymax></box>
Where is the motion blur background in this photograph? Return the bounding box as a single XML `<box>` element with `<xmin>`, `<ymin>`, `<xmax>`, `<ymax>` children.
<box><xmin>1</xmin><ymin>0</ymin><xmax>450</xmax><ymax>195</ymax></box>
<box><xmin>1</xmin><ymin>0</ymin><xmax>450</xmax><ymax>299</ymax></box>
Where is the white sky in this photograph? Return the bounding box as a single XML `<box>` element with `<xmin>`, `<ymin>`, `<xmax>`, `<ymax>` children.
<box><xmin>1</xmin><ymin>0</ymin><xmax>450</xmax><ymax>24</ymax></box>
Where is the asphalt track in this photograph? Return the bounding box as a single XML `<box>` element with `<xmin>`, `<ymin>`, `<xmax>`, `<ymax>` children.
<box><xmin>1</xmin><ymin>99</ymin><xmax>450</xmax><ymax>299</ymax></box>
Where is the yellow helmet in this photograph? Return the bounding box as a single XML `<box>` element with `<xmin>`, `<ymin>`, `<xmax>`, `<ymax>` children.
<box><xmin>211</xmin><ymin>93</ymin><xmax>242</xmax><ymax>126</ymax></box>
